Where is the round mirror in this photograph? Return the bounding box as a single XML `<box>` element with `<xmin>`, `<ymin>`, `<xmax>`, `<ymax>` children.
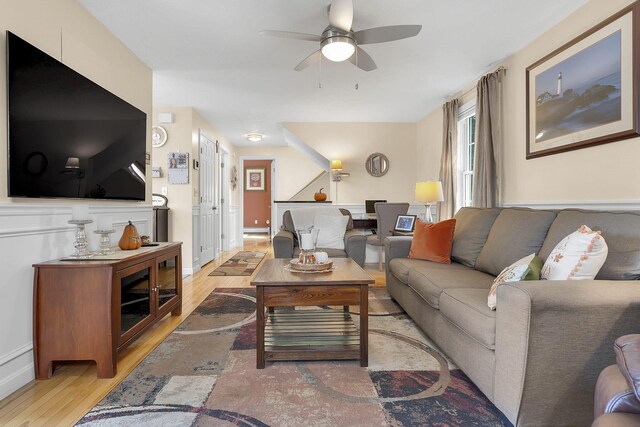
<box><xmin>365</xmin><ymin>153</ymin><xmax>389</xmax><ymax>177</ymax></box>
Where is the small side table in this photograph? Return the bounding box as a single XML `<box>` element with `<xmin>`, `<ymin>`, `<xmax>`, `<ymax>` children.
<box><xmin>390</xmin><ymin>230</ymin><xmax>413</xmax><ymax>237</ymax></box>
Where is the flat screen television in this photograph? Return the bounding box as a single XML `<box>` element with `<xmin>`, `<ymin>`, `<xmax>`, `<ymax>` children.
<box><xmin>7</xmin><ymin>31</ymin><xmax>147</xmax><ymax>201</ymax></box>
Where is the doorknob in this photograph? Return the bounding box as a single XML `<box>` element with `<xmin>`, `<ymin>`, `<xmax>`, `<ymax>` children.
<box><xmin>212</xmin><ymin>206</ymin><xmax>217</xmax><ymax>210</ymax></box>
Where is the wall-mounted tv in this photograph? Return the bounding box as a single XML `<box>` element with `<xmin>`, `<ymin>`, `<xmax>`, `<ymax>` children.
<box><xmin>7</xmin><ymin>31</ymin><xmax>147</xmax><ymax>201</ymax></box>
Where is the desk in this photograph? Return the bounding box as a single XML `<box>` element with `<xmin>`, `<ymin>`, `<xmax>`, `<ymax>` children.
<box><xmin>353</xmin><ymin>218</ymin><xmax>377</xmax><ymax>229</ymax></box>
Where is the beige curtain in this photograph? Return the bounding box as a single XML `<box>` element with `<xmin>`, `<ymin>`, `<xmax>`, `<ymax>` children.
<box><xmin>472</xmin><ymin>68</ymin><xmax>505</xmax><ymax>208</ymax></box>
<box><xmin>438</xmin><ymin>99</ymin><xmax>459</xmax><ymax>220</ymax></box>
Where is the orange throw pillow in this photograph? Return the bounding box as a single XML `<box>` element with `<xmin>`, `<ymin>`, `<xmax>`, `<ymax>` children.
<box><xmin>408</xmin><ymin>219</ymin><xmax>457</xmax><ymax>264</ymax></box>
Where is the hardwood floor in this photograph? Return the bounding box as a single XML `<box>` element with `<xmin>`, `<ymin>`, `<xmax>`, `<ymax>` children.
<box><xmin>0</xmin><ymin>235</ymin><xmax>386</xmax><ymax>426</ymax></box>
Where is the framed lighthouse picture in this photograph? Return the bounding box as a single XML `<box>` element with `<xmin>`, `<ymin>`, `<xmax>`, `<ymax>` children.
<box><xmin>526</xmin><ymin>2</ymin><xmax>640</xmax><ymax>159</ymax></box>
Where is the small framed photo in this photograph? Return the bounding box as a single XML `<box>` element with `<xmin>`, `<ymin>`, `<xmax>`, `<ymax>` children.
<box><xmin>245</xmin><ymin>168</ymin><xmax>265</xmax><ymax>191</ymax></box>
<box><xmin>394</xmin><ymin>214</ymin><xmax>417</xmax><ymax>232</ymax></box>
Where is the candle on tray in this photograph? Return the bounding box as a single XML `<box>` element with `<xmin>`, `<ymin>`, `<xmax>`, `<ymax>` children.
<box><xmin>71</xmin><ymin>205</ymin><xmax>90</xmax><ymax>221</ymax></box>
<box><xmin>97</xmin><ymin>215</ymin><xmax>113</xmax><ymax>231</ymax></box>
<box><xmin>300</xmin><ymin>233</ymin><xmax>314</xmax><ymax>250</ymax></box>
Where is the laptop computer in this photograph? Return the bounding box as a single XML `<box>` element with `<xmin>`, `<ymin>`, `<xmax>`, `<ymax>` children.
<box><xmin>365</xmin><ymin>200</ymin><xmax>387</xmax><ymax>214</ymax></box>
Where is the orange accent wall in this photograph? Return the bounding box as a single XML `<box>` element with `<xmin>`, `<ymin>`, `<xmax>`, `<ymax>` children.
<box><xmin>243</xmin><ymin>160</ymin><xmax>272</xmax><ymax>229</ymax></box>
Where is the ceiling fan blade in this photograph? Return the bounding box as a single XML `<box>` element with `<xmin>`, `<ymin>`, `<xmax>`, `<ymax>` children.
<box><xmin>260</xmin><ymin>30</ymin><xmax>322</xmax><ymax>42</ymax></box>
<box><xmin>329</xmin><ymin>0</ymin><xmax>353</xmax><ymax>32</ymax></box>
<box><xmin>348</xmin><ymin>47</ymin><xmax>377</xmax><ymax>72</ymax></box>
<box><xmin>353</xmin><ymin>25</ymin><xmax>422</xmax><ymax>45</ymax></box>
<box><xmin>295</xmin><ymin>50</ymin><xmax>322</xmax><ymax>71</ymax></box>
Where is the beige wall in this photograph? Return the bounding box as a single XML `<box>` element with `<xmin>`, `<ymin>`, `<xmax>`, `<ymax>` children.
<box><xmin>416</xmin><ymin>0</ymin><xmax>640</xmax><ymax>206</ymax></box>
<box><xmin>151</xmin><ymin>107</ymin><xmax>238</xmax><ymax>270</ymax></box>
<box><xmin>0</xmin><ymin>0</ymin><xmax>153</xmax><ymax>203</ymax></box>
<box><xmin>284</xmin><ymin>123</ymin><xmax>418</xmax><ymax>204</ymax></box>
<box><xmin>235</xmin><ymin>145</ymin><xmax>325</xmax><ymax>201</ymax></box>
<box><xmin>416</xmin><ymin>108</ymin><xmax>443</xmax><ymax>182</ymax></box>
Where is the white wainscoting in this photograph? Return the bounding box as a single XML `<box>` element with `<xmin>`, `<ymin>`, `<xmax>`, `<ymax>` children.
<box><xmin>500</xmin><ymin>200</ymin><xmax>640</xmax><ymax>210</ymax></box>
<box><xmin>0</xmin><ymin>203</ymin><xmax>153</xmax><ymax>400</ymax></box>
<box><xmin>188</xmin><ymin>205</ymin><xmax>201</xmax><ymax>276</ymax></box>
<box><xmin>229</xmin><ymin>205</ymin><xmax>240</xmax><ymax>249</ymax></box>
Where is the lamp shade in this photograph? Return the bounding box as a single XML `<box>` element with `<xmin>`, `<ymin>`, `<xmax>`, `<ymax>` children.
<box><xmin>415</xmin><ymin>181</ymin><xmax>444</xmax><ymax>203</ymax></box>
<box><xmin>331</xmin><ymin>160</ymin><xmax>343</xmax><ymax>170</ymax></box>
<box><xmin>65</xmin><ymin>157</ymin><xmax>80</xmax><ymax>169</ymax></box>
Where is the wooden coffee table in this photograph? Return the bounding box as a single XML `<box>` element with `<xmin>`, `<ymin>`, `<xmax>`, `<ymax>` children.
<box><xmin>251</xmin><ymin>258</ymin><xmax>374</xmax><ymax>369</ymax></box>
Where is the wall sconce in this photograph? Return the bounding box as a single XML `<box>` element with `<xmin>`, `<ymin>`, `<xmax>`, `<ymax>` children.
<box><xmin>331</xmin><ymin>159</ymin><xmax>350</xmax><ymax>182</ymax></box>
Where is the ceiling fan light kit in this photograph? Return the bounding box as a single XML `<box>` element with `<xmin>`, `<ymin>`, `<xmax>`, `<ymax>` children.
<box><xmin>261</xmin><ymin>0</ymin><xmax>421</xmax><ymax>73</ymax></box>
<box><xmin>321</xmin><ymin>34</ymin><xmax>355</xmax><ymax>62</ymax></box>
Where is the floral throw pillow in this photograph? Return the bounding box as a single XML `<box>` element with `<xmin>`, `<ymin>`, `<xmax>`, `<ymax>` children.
<box><xmin>541</xmin><ymin>225</ymin><xmax>608</xmax><ymax>281</ymax></box>
<box><xmin>488</xmin><ymin>253</ymin><xmax>542</xmax><ymax>310</ymax></box>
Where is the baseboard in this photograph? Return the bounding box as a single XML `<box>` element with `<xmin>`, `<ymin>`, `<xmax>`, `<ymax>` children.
<box><xmin>243</xmin><ymin>228</ymin><xmax>269</xmax><ymax>233</ymax></box>
<box><xmin>0</xmin><ymin>358</ymin><xmax>34</xmax><ymax>401</ymax></box>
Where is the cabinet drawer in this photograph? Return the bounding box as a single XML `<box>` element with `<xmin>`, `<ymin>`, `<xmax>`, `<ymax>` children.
<box><xmin>263</xmin><ymin>285</ymin><xmax>360</xmax><ymax>306</ymax></box>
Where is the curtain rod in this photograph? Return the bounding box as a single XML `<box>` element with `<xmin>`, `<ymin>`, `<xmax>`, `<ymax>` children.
<box><xmin>444</xmin><ymin>65</ymin><xmax>507</xmax><ymax>103</ymax></box>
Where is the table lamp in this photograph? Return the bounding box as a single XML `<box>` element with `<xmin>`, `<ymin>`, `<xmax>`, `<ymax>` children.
<box><xmin>415</xmin><ymin>181</ymin><xmax>444</xmax><ymax>223</ymax></box>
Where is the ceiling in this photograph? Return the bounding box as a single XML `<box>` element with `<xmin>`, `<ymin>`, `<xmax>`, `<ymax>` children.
<box><xmin>78</xmin><ymin>0</ymin><xmax>588</xmax><ymax>147</ymax></box>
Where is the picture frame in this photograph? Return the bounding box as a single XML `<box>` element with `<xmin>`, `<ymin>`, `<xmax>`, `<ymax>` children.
<box><xmin>394</xmin><ymin>214</ymin><xmax>417</xmax><ymax>232</ymax></box>
<box><xmin>245</xmin><ymin>168</ymin><xmax>265</xmax><ymax>191</ymax></box>
<box><xmin>526</xmin><ymin>2</ymin><xmax>640</xmax><ymax>159</ymax></box>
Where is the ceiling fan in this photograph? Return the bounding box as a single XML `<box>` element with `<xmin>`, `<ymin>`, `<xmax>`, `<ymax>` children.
<box><xmin>260</xmin><ymin>0</ymin><xmax>422</xmax><ymax>72</ymax></box>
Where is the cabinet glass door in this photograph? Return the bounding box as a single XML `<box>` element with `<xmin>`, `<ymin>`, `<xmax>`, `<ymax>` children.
<box><xmin>157</xmin><ymin>255</ymin><xmax>179</xmax><ymax>313</ymax></box>
<box><xmin>118</xmin><ymin>261</ymin><xmax>154</xmax><ymax>342</ymax></box>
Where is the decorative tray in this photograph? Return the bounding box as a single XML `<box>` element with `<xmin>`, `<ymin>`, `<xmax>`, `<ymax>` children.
<box><xmin>287</xmin><ymin>259</ymin><xmax>334</xmax><ymax>272</ymax></box>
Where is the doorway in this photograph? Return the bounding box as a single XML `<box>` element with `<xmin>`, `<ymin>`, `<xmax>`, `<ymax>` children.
<box><xmin>241</xmin><ymin>158</ymin><xmax>274</xmax><ymax>240</ymax></box>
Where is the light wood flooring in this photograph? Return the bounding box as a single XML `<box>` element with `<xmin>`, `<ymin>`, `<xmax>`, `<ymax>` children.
<box><xmin>0</xmin><ymin>235</ymin><xmax>386</xmax><ymax>426</ymax></box>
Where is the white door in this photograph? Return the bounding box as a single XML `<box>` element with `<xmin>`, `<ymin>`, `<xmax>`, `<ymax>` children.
<box><xmin>199</xmin><ymin>133</ymin><xmax>215</xmax><ymax>266</ymax></box>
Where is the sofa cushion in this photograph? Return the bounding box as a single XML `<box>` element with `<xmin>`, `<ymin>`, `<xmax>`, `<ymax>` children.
<box><xmin>539</xmin><ymin>210</ymin><xmax>640</xmax><ymax>280</ymax></box>
<box><xmin>475</xmin><ymin>208</ymin><xmax>557</xmax><ymax>276</ymax></box>
<box><xmin>541</xmin><ymin>225</ymin><xmax>608</xmax><ymax>281</ymax></box>
<box><xmin>440</xmin><ymin>288</ymin><xmax>496</xmax><ymax>350</ymax></box>
<box><xmin>406</xmin><ymin>262</ymin><xmax>495</xmax><ymax>309</ymax></box>
<box><xmin>488</xmin><ymin>253</ymin><xmax>542</xmax><ymax>310</ymax></box>
<box><xmin>451</xmin><ymin>207</ymin><xmax>501</xmax><ymax>268</ymax></box>
<box><xmin>283</xmin><ymin>209</ymin><xmax>354</xmax><ymax>235</ymax></box>
<box><xmin>409</xmin><ymin>219</ymin><xmax>456</xmax><ymax>264</ymax></box>
<box><xmin>388</xmin><ymin>258</ymin><xmax>431</xmax><ymax>284</ymax></box>
<box><xmin>314</xmin><ymin>214</ymin><xmax>349</xmax><ymax>249</ymax></box>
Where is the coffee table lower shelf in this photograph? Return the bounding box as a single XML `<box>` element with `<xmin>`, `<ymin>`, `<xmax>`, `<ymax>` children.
<box><xmin>264</xmin><ymin>309</ymin><xmax>361</xmax><ymax>362</ymax></box>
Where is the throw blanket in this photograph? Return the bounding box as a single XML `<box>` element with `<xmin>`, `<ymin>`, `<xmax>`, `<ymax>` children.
<box><xmin>289</xmin><ymin>207</ymin><xmax>342</xmax><ymax>231</ymax></box>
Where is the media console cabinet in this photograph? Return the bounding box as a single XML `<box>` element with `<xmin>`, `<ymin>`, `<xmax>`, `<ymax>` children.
<box><xmin>33</xmin><ymin>242</ymin><xmax>182</xmax><ymax>379</ymax></box>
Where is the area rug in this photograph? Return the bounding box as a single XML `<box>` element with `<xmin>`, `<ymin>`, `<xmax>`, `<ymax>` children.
<box><xmin>208</xmin><ymin>251</ymin><xmax>266</xmax><ymax>276</ymax></box>
<box><xmin>77</xmin><ymin>288</ymin><xmax>512</xmax><ymax>426</ymax></box>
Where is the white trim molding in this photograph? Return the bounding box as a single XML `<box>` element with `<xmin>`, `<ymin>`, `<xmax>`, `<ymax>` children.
<box><xmin>500</xmin><ymin>200</ymin><xmax>640</xmax><ymax>210</ymax></box>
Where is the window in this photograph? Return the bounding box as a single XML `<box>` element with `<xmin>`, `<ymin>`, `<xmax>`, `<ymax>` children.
<box><xmin>457</xmin><ymin>102</ymin><xmax>476</xmax><ymax>209</ymax></box>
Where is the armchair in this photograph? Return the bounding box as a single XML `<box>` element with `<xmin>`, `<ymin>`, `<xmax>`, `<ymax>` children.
<box><xmin>593</xmin><ymin>335</ymin><xmax>640</xmax><ymax>426</ymax></box>
<box><xmin>273</xmin><ymin>208</ymin><xmax>367</xmax><ymax>266</ymax></box>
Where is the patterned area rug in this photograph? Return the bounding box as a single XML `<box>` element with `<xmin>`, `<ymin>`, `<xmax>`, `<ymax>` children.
<box><xmin>78</xmin><ymin>288</ymin><xmax>511</xmax><ymax>426</ymax></box>
<box><xmin>208</xmin><ymin>251</ymin><xmax>266</xmax><ymax>276</ymax></box>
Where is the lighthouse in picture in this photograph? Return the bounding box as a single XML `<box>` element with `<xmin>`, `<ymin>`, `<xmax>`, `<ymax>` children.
<box><xmin>557</xmin><ymin>72</ymin><xmax>563</xmax><ymax>96</ymax></box>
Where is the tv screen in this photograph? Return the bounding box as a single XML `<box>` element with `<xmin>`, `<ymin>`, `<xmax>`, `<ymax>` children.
<box><xmin>7</xmin><ymin>31</ymin><xmax>147</xmax><ymax>201</ymax></box>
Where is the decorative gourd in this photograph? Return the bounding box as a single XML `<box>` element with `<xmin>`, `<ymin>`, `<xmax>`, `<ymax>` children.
<box><xmin>314</xmin><ymin>188</ymin><xmax>327</xmax><ymax>201</ymax></box>
<box><xmin>119</xmin><ymin>221</ymin><xmax>142</xmax><ymax>250</ymax></box>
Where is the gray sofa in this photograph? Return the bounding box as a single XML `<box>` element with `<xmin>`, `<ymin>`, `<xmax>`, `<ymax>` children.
<box><xmin>273</xmin><ymin>208</ymin><xmax>367</xmax><ymax>266</ymax></box>
<box><xmin>385</xmin><ymin>207</ymin><xmax>640</xmax><ymax>426</ymax></box>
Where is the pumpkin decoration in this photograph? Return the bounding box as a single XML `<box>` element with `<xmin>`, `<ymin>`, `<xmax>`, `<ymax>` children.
<box><xmin>314</xmin><ymin>188</ymin><xmax>327</xmax><ymax>201</ymax></box>
<box><xmin>119</xmin><ymin>221</ymin><xmax>142</xmax><ymax>250</ymax></box>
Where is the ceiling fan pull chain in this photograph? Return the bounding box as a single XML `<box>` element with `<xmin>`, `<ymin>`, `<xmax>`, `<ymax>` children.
<box><xmin>319</xmin><ymin>53</ymin><xmax>322</xmax><ymax>89</ymax></box>
<box><xmin>355</xmin><ymin>48</ymin><xmax>359</xmax><ymax>90</ymax></box>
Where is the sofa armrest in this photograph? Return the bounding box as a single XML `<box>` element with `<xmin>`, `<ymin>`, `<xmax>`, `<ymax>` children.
<box><xmin>384</xmin><ymin>236</ymin><xmax>412</xmax><ymax>264</ymax></box>
<box><xmin>344</xmin><ymin>229</ymin><xmax>367</xmax><ymax>267</ymax></box>
<box><xmin>493</xmin><ymin>280</ymin><xmax>640</xmax><ymax>426</ymax></box>
<box><xmin>273</xmin><ymin>230</ymin><xmax>294</xmax><ymax>259</ymax></box>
